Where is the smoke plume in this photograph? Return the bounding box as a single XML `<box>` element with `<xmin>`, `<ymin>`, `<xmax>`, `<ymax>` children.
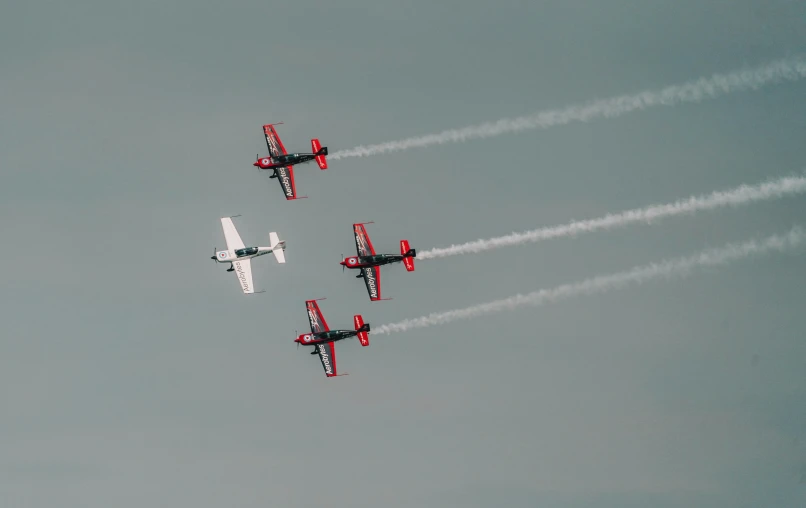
<box><xmin>419</xmin><ymin>174</ymin><xmax>806</xmax><ymax>259</ymax></box>
<box><xmin>375</xmin><ymin>226</ymin><xmax>805</xmax><ymax>334</ymax></box>
<box><xmin>331</xmin><ymin>56</ymin><xmax>806</xmax><ymax>160</ymax></box>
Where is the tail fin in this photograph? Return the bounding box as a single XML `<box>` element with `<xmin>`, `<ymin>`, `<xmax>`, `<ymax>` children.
<box><xmin>400</xmin><ymin>240</ymin><xmax>415</xmax><ymax>272</ymax></box>
<box><xmin>311</xmin><ymin>139</ymin><xmax>328</xmax><ymax>169</ymax></box>
<box><xmin>353</xmin><ymin>315</ymin><xmax>370</xmax><ymax>346</ymax></box>
<box><xmin>270</xmin><ymin>232</ymin><xmax>286</xmax><ymax>264</ymax></box>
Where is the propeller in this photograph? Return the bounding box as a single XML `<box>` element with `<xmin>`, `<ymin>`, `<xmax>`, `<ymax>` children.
<box><xmin>341</xmin><ymin>253</ymin><xmax>345</xmax><ymax>272</ymax></box>
<box><xmin>211</xmin><ymin>246</ymin><xmax>217</xmax><ymax>260</ymax></box>
<box><xmin>256</xmin><ymin>154</ymin><xmax>260</xmax><ymax>172</ymax></box>
<box><xmin>295</xmin><ymin>329</ymin><xmax>299</xmax><ymax>349</ymax></box>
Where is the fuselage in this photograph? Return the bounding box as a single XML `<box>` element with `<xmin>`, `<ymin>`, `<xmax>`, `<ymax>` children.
<box><xmin>295</xmin><ymin>329</ymin><xmax>357</xmax><ymax>346</ymax></box>
<box><xmin>253</xmin><ymin>153</ymin><xmax>317</xmax><ymax>170</ymax></box>
<box><xmin>214</xmin><ymin>246</ymin><xmax>275</xmax><ymax>263</ymax></box>
<box><xmin>340</xmin><ymin>254</ymin><xmax>404</xmax><ymax>269</ymax></box>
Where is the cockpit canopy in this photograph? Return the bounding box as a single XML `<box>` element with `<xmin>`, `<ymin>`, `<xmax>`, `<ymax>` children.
<box><xmin>275</xmin><ymin>154</ymin><xmax>297</xmax><ymax>163</ymax></box>
<box><xmin>235</xmin><ymin>247</ymin><xmax>258</xmax><ymax>257</ymax></box>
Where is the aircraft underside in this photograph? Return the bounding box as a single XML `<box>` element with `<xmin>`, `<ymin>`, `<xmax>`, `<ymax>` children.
<box><xmin>356</xmin><ymin>256</ymin><xmax>402</xmax><ymax>271</ymax></box>
<box><xmin>266</xmin><ymin>154</ymin><xmax>315</xmax><ymax>172</ymax></box>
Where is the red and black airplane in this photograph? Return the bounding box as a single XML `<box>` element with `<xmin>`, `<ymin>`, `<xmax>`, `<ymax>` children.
<box><xmin>253</xmin><ymin>123</ymin><xmax>328</xmax><ymax>200</ymax></box>
<box><xmin>295</xmin><ymin>299</ymin><xmax>370</xmax><ymax>377</ymax></box>
<box><xmin>340</xmin><ymin>222</ymin><xmax>416</xmax><ymax>301</ymax></box>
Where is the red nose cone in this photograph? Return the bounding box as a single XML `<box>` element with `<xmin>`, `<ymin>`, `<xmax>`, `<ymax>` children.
<box><xmin>253</xmin><ymin>161</ymin><xmax>259</xmax><ymax>167</ymax></box>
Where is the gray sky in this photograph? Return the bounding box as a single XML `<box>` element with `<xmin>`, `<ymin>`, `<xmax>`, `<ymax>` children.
<box><xmin>2</xmin><ymin>1</ymin><xmax>806</xmax><ymax>507</ymax></box>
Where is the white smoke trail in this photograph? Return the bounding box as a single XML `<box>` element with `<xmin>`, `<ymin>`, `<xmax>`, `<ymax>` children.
<box><xmin>375</xmin><ymin>226</ymin><xmax>804</xmax><ymax>335</ymax></box>
<box><xmin>330</xmin><ymin>56</ymin><xmax>806</xmax><ymax>160</ymax></box>
<box><xmin>419</xmin><ymin>173</ymin><xmax>806</xmax><ymax>259</ymax></box>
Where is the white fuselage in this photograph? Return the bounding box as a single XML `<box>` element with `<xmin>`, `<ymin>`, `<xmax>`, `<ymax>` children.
<box><xmin>214</xmin><ymin>246</ymin><xmax>275</xmax><ymax>264</ymax></box>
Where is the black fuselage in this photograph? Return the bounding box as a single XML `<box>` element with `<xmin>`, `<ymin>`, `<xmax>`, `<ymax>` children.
<box><xmin>358</xmin><ymin>254</ymin><xmax>405</xmax><ymax>267</ymax></box>
<box><xmin>269</xmin><ymin>153</ymin><xmax>317</xmax><ymax>168</ymax></box>
<box><xmin>311</xmin><ymin>329</ymin><xmax>358</xmax><ymax>343</ymax></box>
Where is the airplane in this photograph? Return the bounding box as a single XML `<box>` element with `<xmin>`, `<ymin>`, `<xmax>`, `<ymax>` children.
<box><xmin>339</xmin><ymin>222</ymin><xmax>416</xmax><ymax>301</ymax></box>
<box><xmin>294</xmin><ymin>299</ymin><xmax>370</xmax><ymax>378</ymax></box>
<box><xmin>210</xmin><ymin>216</ymin><xmax>286</xmax><ymax>294</ymax></box>
<box><xmin>253</xmin><ymin>123</ymin><xmax>328</xmax><ymax>200</ymax></box>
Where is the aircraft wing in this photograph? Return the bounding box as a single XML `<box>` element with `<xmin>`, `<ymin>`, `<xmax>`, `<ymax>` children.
<box><xmin>353</xmin><ymin>223</ymin><xmax>376</xmax><ymax>256</ymax></box>
<box><xmin>273</xmin><ymin>165</ymin><xmax>298</xmax><ymax>200</ymax></box>
<box><xmin>306</xmin><ymin>300</ymin><xmax>330</xmax><ymax>333</ymax></box>
<box><xmin>221</xmin><ymin>217</ymin><xmax>245</xmax><ymax>250</ymax></box>
<box><xmin>232</xmin><ymin>259</ymin><xmax>255</xmax><ymax>294</ymax></box>
<box><xmin>315</xmin><ymin>342</ymin><xmax>338</xmax><ymax>377</ymax></box>
<box><xmin>269</xmin><ymin>232</ymin><xmax>286</xmax><ymax>264</ymax></box>
<box><xmin>263</xmin><ymin>124</ymin><xmax>288</xmax><ymax>157</ymax></box>
<box><xmin>361</xmin><ymin>265</ymin><xmax>382</xmax><ymax>301</ymax></box>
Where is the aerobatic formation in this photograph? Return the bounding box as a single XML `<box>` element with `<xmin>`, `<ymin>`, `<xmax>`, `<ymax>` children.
<box><xmin>211</xmin><ymin>124</ymin><xmax>415</xmax><ymax>377</ymax></box>
<box><xmin>212</xmin><ymin>56</ymin><xmax>806</xmax><ymax>377</ymax></box>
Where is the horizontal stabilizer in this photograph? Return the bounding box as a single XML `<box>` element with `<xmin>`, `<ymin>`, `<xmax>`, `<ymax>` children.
<box><xmin>270</xmin><ymin>232</ymin><xmax>286</xmax><ymax>263</ymax></box>
<box><xmin>312</xmin><ymin>139</ymin><xmax>328</xmax><ymax>170</ymax></box>
<box><xmin>401</xmin><ymin>240</ymin><xmax>415</xmax><ymax>271</ymax></box>
<box><xmin>354</xmin><ymin>315</ymin><xmax>370</xmax><ymax>346</ymax></box>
